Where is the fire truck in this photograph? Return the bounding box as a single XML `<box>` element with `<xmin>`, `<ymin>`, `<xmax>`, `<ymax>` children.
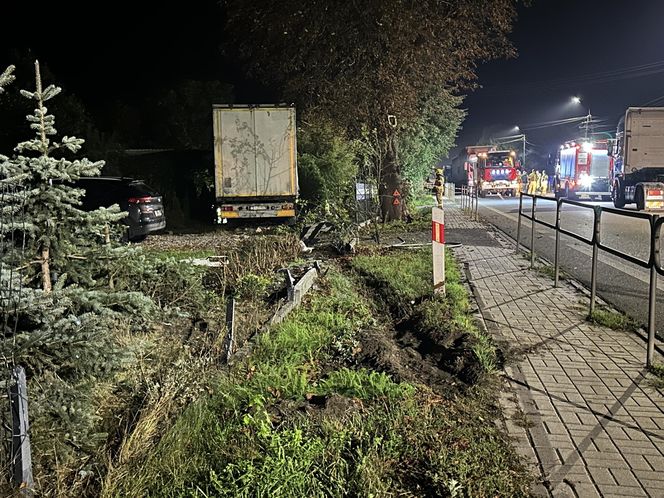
<box><xmin>465</xmin><ymin>145</ymin><xmax>519</xmax><ymax>197</ymax></box>
<box><xmin>556</xmin><ymin>140</ymin><xmax>612</xmax><ymax>201</ymax></box>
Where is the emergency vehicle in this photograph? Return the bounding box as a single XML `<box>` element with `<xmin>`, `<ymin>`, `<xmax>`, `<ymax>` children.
<box><xmin>465</xmin><ymin>145</ymin><xmax>519</xmax><ymax>197</ymax></box>
<box><xmin>556</xmin><ymin>140</ymin><xmax>612</xmax><ymax>201</ymax></box>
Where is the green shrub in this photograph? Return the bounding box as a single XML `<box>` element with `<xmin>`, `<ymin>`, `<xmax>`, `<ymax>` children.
<box><xmin>236</xmin><ymin>273</ymin><xmax>272</xmax><ymax>300</ymax></box>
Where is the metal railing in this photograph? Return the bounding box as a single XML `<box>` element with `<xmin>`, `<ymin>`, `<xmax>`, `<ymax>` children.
<box><xmin>516</xmin><ymin>192</ymin><xmax>662</xmax><ymax>367</ymax></box>
<box><xmin>457</xmin><ymin>185</ymin><xmax>479</xmax><ymax>220</ymax></box>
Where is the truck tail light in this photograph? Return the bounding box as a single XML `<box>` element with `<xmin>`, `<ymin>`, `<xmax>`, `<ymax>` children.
<box><xmin>647</xmin><ymin>189</ymin><xmax>663</xmax><ymax>198</ymax></box>
<box><xmin>220</xmin><ymin>205</ymin><xmax>234</xmax><ymax>211</ymax></box>
<box><xmin>281</xmin><ymin>203</ymin><xmax>294</xmax><ymax>210</ymax></box>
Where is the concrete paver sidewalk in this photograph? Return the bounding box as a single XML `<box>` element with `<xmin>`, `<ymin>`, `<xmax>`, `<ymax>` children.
<box><xmin>447</xmin><ymin>204</ymin><xmax>664</xmax><ymax>498</ymax></box>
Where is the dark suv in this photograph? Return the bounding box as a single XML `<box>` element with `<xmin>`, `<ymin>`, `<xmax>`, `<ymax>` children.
<box><xmin>75</xmin><ymin>177</ymin><xmax>166</xmax><ymax>241</ymax></box>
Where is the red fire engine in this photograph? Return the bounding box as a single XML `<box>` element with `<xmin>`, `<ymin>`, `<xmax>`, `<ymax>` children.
<box><xmin>465</xmin><ymin>145</ymin><xmax>519</xmax><ymax>197</ymax></box>
<box><xmin>556</xmin><ymin>140</ymin><xmax>612</xmax><ymax>201</ymax></box>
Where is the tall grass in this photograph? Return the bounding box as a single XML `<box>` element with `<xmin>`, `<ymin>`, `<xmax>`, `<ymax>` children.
<box><xmin>103</xmin><ymin>265</ymin><xmax>531</xmax><ymax>497</ymax></box>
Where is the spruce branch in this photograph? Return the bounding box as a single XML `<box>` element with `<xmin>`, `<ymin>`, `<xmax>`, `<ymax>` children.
<box><xmin>0</xmin><ymin>65</ymin><xmax>16</xmax><ymax>93</ymax></box>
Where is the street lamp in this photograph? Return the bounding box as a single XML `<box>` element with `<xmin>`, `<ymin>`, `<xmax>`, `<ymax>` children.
<box><xmin>514</xmin><ymin>127</ymin><xmax>526</xmax><ymax>170</ymax></box>
<box><xmin>571</xmin><ymin>96</ymin><xmax>581</xmax><ymax>104</ymax></box>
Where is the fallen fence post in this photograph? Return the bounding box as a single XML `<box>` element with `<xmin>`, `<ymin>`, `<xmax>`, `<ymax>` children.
<box><xmin>279</xmin><ymin>268</ymin><xmax>295</xmax><ymax>302</ymax></box>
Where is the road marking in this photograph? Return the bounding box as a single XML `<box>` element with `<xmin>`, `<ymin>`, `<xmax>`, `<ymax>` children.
<box><xmin>481</xmin><ymin>203</ymin><xmax>519</xmax><ymax>223</ymax></box>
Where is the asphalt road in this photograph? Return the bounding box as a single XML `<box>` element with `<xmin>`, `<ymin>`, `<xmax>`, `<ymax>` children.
<box><xmin>473</xmin><ymin>196</ymin><xmax>664</xmax><ymax>341</ymax></box>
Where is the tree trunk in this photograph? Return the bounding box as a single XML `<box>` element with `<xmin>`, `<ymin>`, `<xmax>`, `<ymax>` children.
<box><xmin>41</xmin><ymin>245</ymin><xmax>51</xmax><ymax>294</ymax></box>
<box><xmin>379</xmin><ymin>133</ymin><xmax>402</xmax><ymax>222</ymax></box>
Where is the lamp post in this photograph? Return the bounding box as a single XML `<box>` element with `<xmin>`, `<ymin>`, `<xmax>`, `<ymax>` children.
<box><xmin>513</xmin><ymin>126</ymin><xmax>526</xmax><ymax>170</ymax></box>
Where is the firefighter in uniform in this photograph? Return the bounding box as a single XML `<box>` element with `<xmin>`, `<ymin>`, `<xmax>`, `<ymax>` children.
<box><xmin>516</xmin><ymin>170</ymin><xmax>523</xmax><ymax>195</ymax></box>
<box><xmin>540</xmin><ymin>170</ymin><xmax>549</xmax><ymax>195</ymax></box>
<box><xmin>527</xmin><ymin>169</ymin><xmax>538</xmax><ymax>195</ymax></box>
<box><xmin>433</xmin><ymin>169</ymin><xmax>445</xmax><ymax>208</ymax></box>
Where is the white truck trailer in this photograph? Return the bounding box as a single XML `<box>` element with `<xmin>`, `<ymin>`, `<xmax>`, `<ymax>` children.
<box><xmin>213</xmin><ymin>105</ymin><xmax>298</xmax><ymax>223</ymax></box>
<box><xmin>612</xmin><ymin>107</ymin><xmax>664</xmax><ymax>210</ymax></box>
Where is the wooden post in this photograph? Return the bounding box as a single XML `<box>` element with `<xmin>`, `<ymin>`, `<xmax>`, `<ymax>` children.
<box><xmin>432</xmin><ymin>207</ymin><xmax>446</xmax><ymax>295</ymax></box>
<box><xmin>225</xmin><ymin>297</ymin><xmax>235</xmax><ymax>363</ymax></box>
<box><xmin>10</xmin><ymin>366</ymin><xmax>33</xmax><ymax>495</ymax></box>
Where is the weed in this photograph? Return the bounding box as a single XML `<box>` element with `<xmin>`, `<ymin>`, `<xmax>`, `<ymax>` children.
<box><xmin>648</xmin><ymin>363</ymin><xmax>664</xmax><ymax>390</ymax></box>
<box><xmin>235</xmin><ymin>273</ymin><xmax>272</xmax><ymax>299</ymax></box>
<box><xmin>589</xmin><ymin>307</ymin><xmax>640</xmax><ymax>333</ymax></box>
<box><xmin>535</xmin><ymin>263</ymin><xmax>556</xmax><ymax>280</ymax></box>
<box><xmin>511</xmin><ymin>407</ymin><xmax>536</xmax><ymax>429</ymax></box>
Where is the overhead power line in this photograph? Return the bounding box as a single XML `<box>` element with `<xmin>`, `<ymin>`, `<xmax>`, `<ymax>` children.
<box><xmin>481</xmin><ymin>59</ymin><xmax>664</xmax><ymax>95</ymax></box>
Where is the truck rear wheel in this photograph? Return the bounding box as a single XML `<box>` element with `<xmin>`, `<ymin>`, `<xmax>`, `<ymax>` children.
<box><xmin>635</xmin><ymin>186</ymin><xmax>645</xmax><ymax>211</ymax></box>
<box><xmin>612</xmin><ymin>182</ymin><xmax>626</xmax><ymax>208</ymax></box>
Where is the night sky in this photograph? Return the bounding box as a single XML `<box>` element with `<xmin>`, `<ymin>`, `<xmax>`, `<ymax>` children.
<box><xmin>458</xmin><ymin>0</ymin><xmax>664</xmax><ymax>166</ymax></box>
<box><xmin>3</xmin><ymin>0</ymin><xmax>664</xmax><ymax>168</ymax></box>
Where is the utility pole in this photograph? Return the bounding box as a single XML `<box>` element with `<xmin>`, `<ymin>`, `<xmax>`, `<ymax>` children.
<box><xmin>522</xmin><ymin>134</ymin><xmax>526</xmax><ymax>170</ymax></box>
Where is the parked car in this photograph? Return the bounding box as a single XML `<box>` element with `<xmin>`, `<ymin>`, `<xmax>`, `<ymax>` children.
<box><xmin>75</xmin><ymin>176</ymin><xmax>166</xmax><ymax>241</ymax></box>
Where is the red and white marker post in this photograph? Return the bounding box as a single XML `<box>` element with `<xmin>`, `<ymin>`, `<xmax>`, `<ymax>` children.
<box><xmin>432</xmin><ymin>206</ymin><xmax>445</xmax><ymax>295</ymax></box>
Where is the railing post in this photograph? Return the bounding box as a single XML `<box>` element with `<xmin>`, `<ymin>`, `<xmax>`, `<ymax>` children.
<box><xmin>515</xmin><ymin>193</ymin><xmax>523</xmax><ymax>254</ymax></box>
<box><xmin>589</xmin><ymin>206</ymin><xmax>601</xmax><ymax>316</ymax></box>
<box><xmin>530</xmin><ymin>196</ymin><xmax>537</xmax><ymax>268</ymax></box>
<box><xmin>647</xmin><ymin>215</ymin><xmax>659</xmax><ymax>368</ymax></box>
<box><xmin>474</xmin><ymin>187</ymin><xmax>479</xmax><ymax>221</ymax></box>
<box><xmin>648</xmin><ymin>266</ymin><xmax>657</xmax><ymax>368</ymax></box>
<box><xmin>554</xmin><ymin>199</ymin><xmax>561</xmax><ymax>287</ymax></box>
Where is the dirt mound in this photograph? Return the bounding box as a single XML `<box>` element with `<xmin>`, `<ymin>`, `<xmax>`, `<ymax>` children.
<box><xmin>356</xmin><ymin>325</ymin><xmax>462</xmax><ymax>396</ymax></box>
